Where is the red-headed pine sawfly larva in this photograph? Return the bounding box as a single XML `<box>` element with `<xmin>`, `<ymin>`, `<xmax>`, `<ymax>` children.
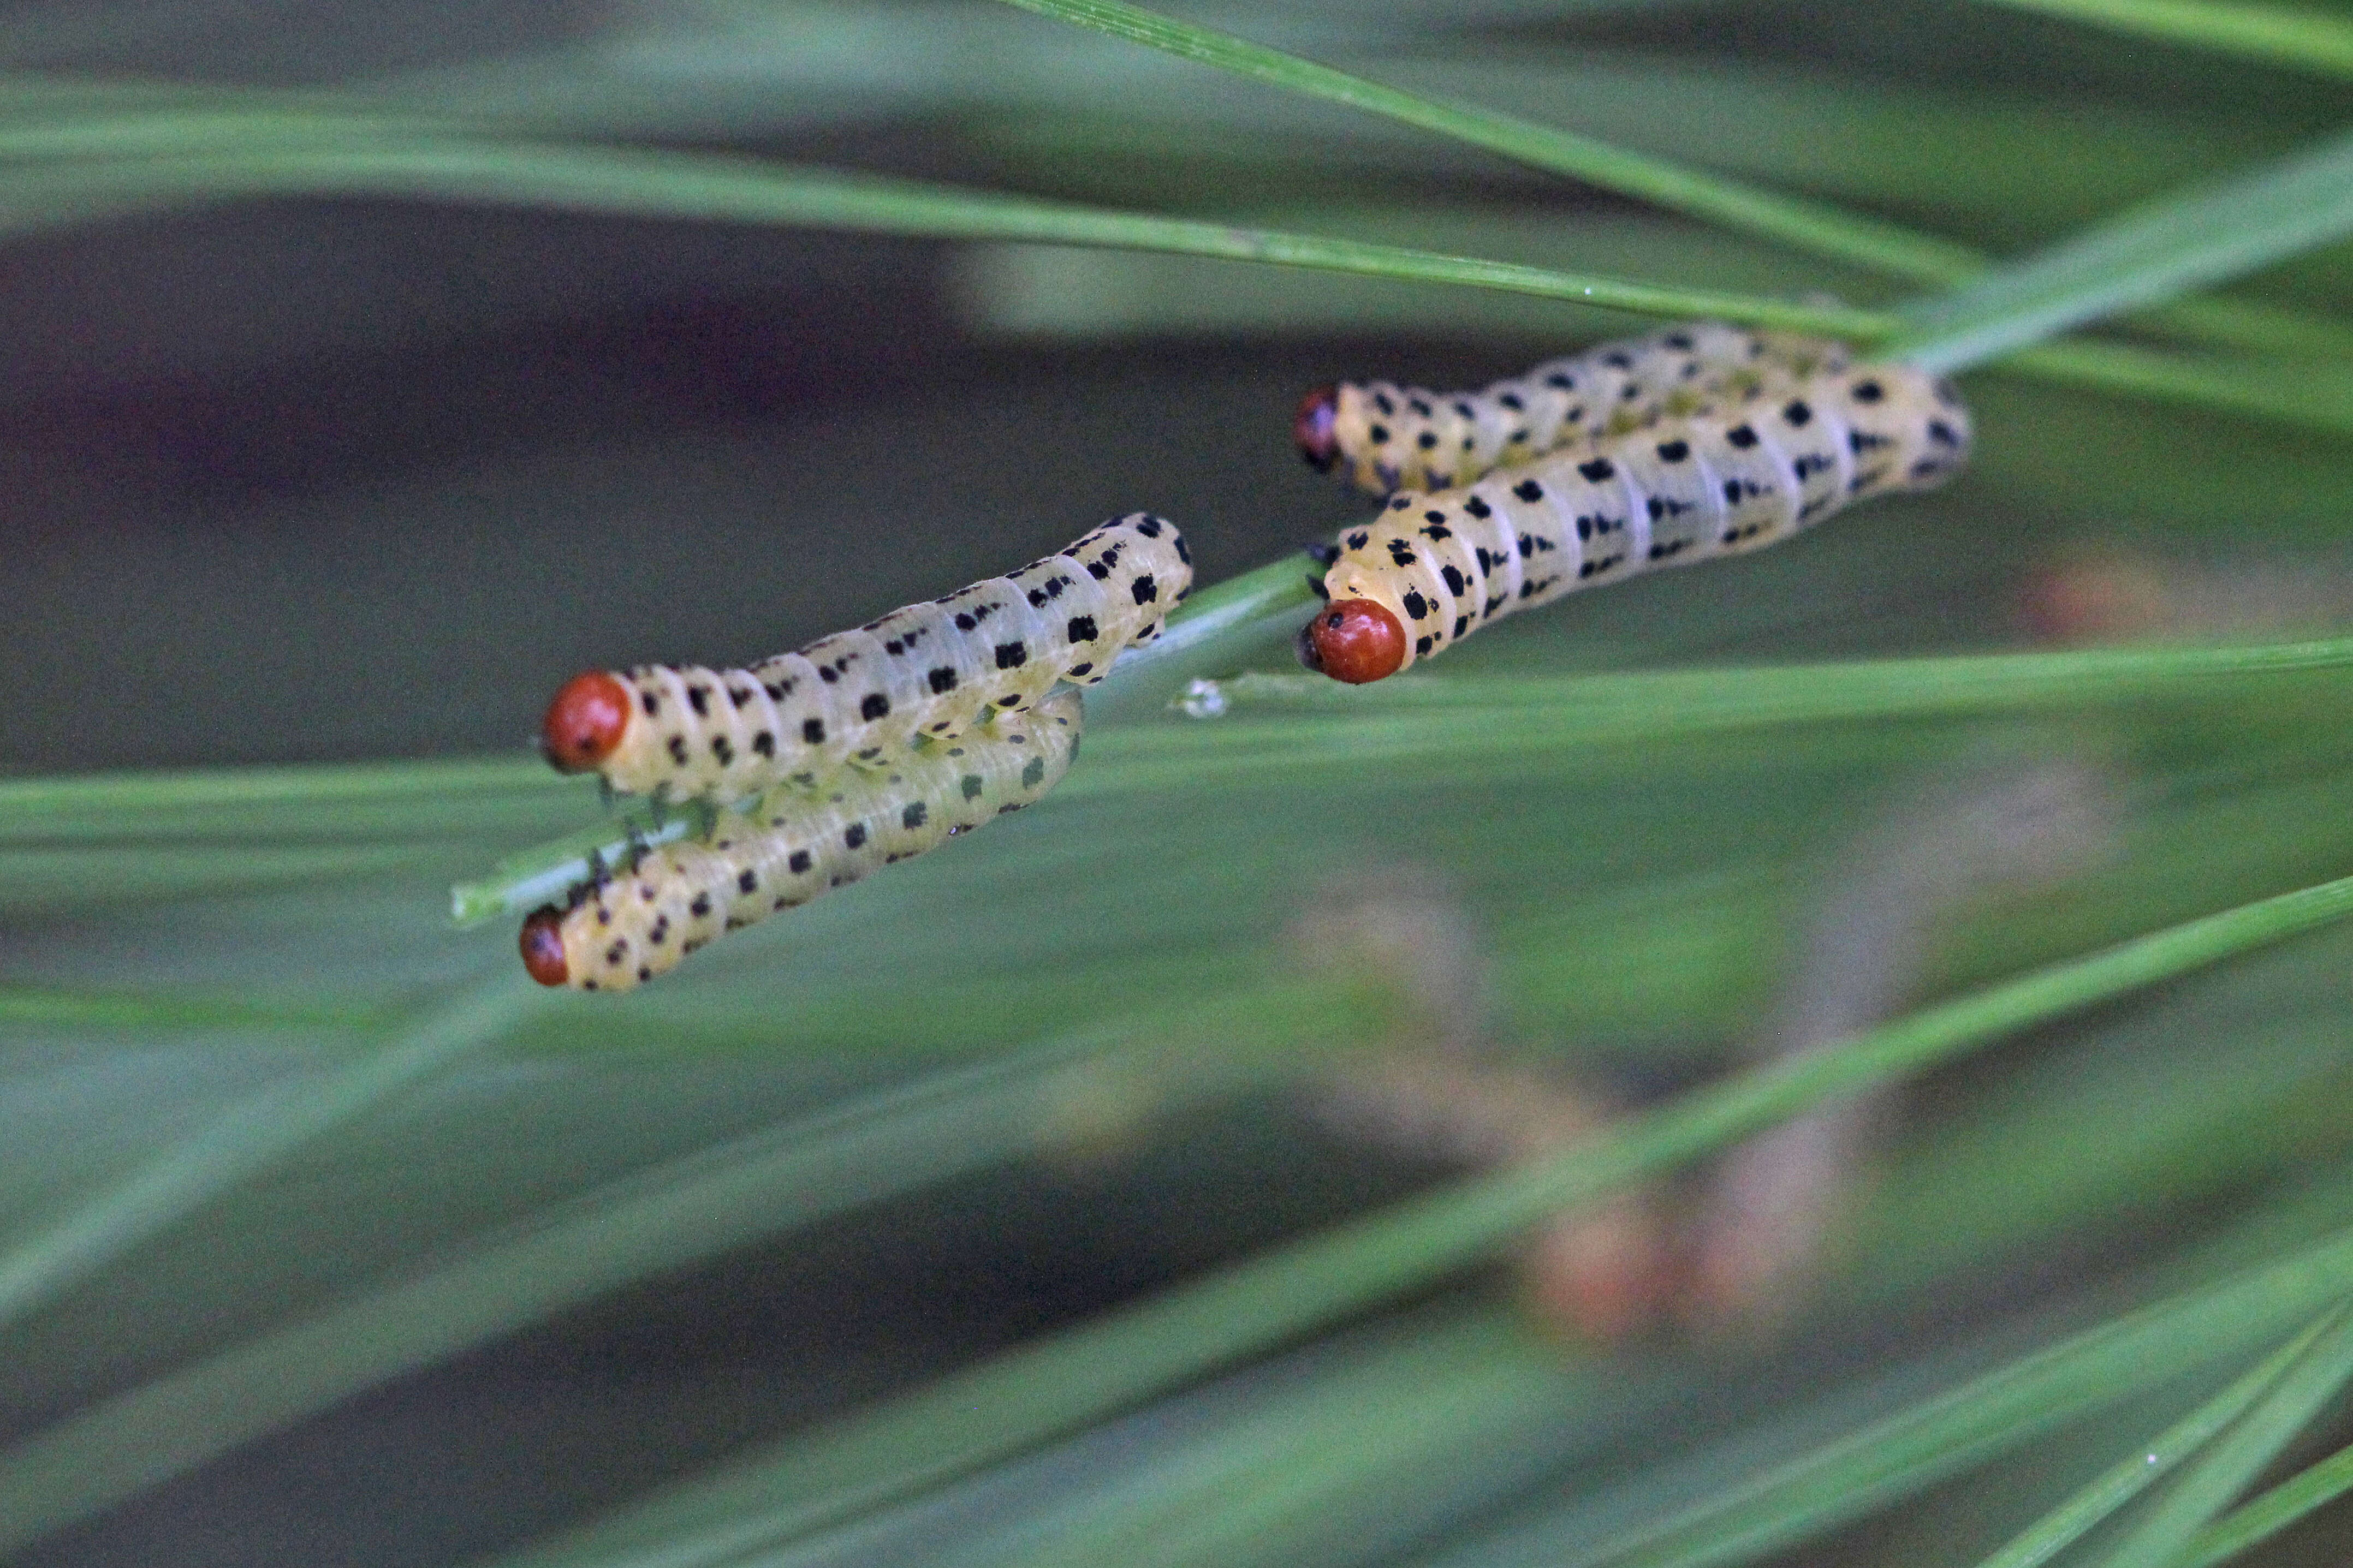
<box><xmin>521</xmin><ymin>689</ymin><xmax>1082</xmax><ymax>991</ymax></box>
<box><xmin>540</xmin><ymin>514</ymin><xmax>1185</xmax><ymax>804</ymax></box>
<box><xmin>1293</xmin><ymin>321</ymin><xmax>1852</xmax><ymax>497</ymax></box>
<box><xmin>1298</xmin><ymin>356</ymin><xmax>1970</xmax><ymax>683</ymax></box>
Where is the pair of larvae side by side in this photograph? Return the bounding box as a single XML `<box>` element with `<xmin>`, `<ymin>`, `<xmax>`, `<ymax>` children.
<box><xmin>1291</xmin><ymin>323</ymin><xmax>1969</xmax><ymax>683</ymax></box>
<box><xmin>524</xmin><ymin>514</ymin><xmax>1187</xmax><ymax>990</ymax></box>
<box><xmin>521</xmin><ymin>325</ymin><xmax>1970</xmax><ymax>987</ymax></box>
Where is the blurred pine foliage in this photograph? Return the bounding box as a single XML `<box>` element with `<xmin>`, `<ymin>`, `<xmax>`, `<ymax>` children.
<box><xmin>6</xmin><ymin>2</ymin><xmax>2353</xmax><ymax>1564</ymax></box>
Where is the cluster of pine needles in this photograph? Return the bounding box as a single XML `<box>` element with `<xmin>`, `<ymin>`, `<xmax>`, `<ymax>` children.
<box><xmin>10</xmin><ymin>0</ymin><xmax>2353</xmax><ymax>1562</ymax></box>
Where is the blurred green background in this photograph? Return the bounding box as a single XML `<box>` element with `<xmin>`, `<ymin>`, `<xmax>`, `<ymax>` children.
<box><xmin>9</xmin><ymin>2</ymin><xmax>2353</xmax><ymax>1565</ymax></box>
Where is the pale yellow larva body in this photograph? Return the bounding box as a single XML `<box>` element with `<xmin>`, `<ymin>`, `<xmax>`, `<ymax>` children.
<box><xmin>1310</xmin><ymin>322</ymin><xmax>1852</xmax><ymax>496</ymax></box>
<box><xmin>530</xmin><ymin>689</ymin><xmax>1082</xmax><ymax>992</ymax></box>
<box><xmin>556</xmin><ymin>515</ymin><xmax>1183</xmax><ymax>805</ymax></box>
<box><xmin>1315</xmin><ymin>356</ymin><xmax>1970</xmax><ymax>673</ymax></box>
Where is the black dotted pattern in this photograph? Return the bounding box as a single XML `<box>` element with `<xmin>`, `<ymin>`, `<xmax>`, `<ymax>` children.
<box><xmin>1314</xmin><ymin>346</ymin><xmax>1970</xmax><ymax>672</ymax></box>
<box><xmin>590</xmin><ymin>515</ymin><xmax>1185</xmax><ymax>803</ymax></box>
<box><xmin>1316</xmin><ymin>320</ymin><xmax>1851</xmax><ymax>497</ymax></box>
<box><xmin>546</xmin><ymin>690</ymin><xmax>1083</xmax><ymax>991</ymax></box>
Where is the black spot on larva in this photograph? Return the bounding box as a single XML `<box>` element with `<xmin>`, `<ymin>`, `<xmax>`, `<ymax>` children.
<box><xmin>728</xmin><ymin>687</ymin><xmax>752</xmax><ymax>708</ymax></box>
<box><xmin>1415</xmin><ymin>635</ymin><xmax>1434</xmax><ymax>655</ymax></box>
<box><xmin>1577</xmin><ymin>562</ymin><xmax>1595</xmax><ymax>579</ymax></box>
<box><xmin>1782</xmin><ymin>399</ymin><xmax>1813</xmax><ymax>426</ymax></box>
<box><xmin>1173</xmin><ymin>532</ymin><xmax>1191</xmax><ymax>564</ymax></box>
<box><xmin>1727</xmin><ymin>424</ymin><xmax>1758</xmax><ymax>449</ymax></box>
<box><xmin>1578</xmin><ymin>458</ymin><xmax>1616</xmax><ymax>483</ymax></box>
<box><xmin>1136</xmin><ymin>516</ymin><xmax>1162</xmax><ymax>537</ymax></box>
<box><xmin>1546</xmin><ymin>373</ymin><xmax>1574</xmax><ymax>389</ymax></box>
<box><xmin>1517</xmin><ymin>533</ymin><xmax>1534</xmax><ymax>558</ymax></box>
<box><xmin>1486</xmin><ymin>595</ymin><xmax>1506</xmax><ymax>617</ymax></box>
<box><xmin>687</xmin><ymin>686</ymin><xmax>710</xmax><ymax>716</ymax></box>
<box><xmin>1852</xmin><ymin>379</ymin><xmax>1884</xmax><ymax>403</ymax></box>
<box><xmin>1368</xmin><ymin>422</ymin><xmax>1391</xmax><ymax>445</ymax></box>
<box><xmin>928</xmin><ymin>667</ymin><xmax>958</xmax><ymax>694</ymax></box>
<box><xmin>1417</xmin><ymin>432</ymin><xmax>1438</xmax><ymax>450</ymax></box>
<box><xmin>647</xmin><ymin>916</ymin><xmax>669</xmax><ymax>945</ymax></box>
<box><xmin>1130</xmin><ymin>574</ymin><xmax>1158</xmax><ymax>605</ymax></box>
<box><xmin>1453</xmin><ymin>614</ymin><xmax>1470</xmax><ymax>640</ymax></box>
<box><xmin>1928</xmin><ymin>420</ymin><xmax>1962</xmax><ymax>448</ymax></box>
<box><xmin>640</xmin><ymin>691</ymin><xmax>659</xmax><ymax>717</ymax></box>
<box><xmin>1387</xmin><ymin>538</ymin><xmax>1418</xmax><ymax>567</ymax></box>
<box><xmin>955</xmin><ymin>612</ymin><xmax>977</xmax><ymax>631</ymax></box>
<box><xmin>1067</xmin><ymin>613</ymin><xmax>1100</xmax><ymax>645</ymax></box>
<box><xmin>1656</xmin><ymin>439</ymin><xmax>1690</xmax><ymax>463</ymax></box>
<box><xmin>1513</xmin><ymin>479</ymin><xmax>1544</xmax><ymax>502</ymax></box>
<box><xmin>902</xmin><ymin>801</ymin><xmax>928</xmax><ymax>830</ymax></box>
<box><xmin>690</xmin><ymin>893</ymin><xmax>711</xmax><ymax>917</ymax></box>
<box><xmin>738</xmin><ymin>869</ymin><xmax>758</xmax><ymax>893</ymax></box>
<box><xmin>1388</xmin><ymin>496</ymin><xmax>1412</xmax><ymax>512</ymax></box>
<box><xmin>802</xmin><ymin>718</ymin><xmax>825</xmax><ymax>744</ymax></box>
<box><xmin>1422</xmin><ymin>510</ymin><xmax>1447</xmax><ymax>526</ymax></box>
<box><xmin>1346</xmin><ymin>530</ymin><xmax>1369</xmax><ymax>550</ymax></box>
<box><xmin>1068</xmin><ymin>661</ymin><xmax>1094</xmax><ymax>677</ymax></box>
<box><xmin>638</xmin><ymin>966</ymin><xmax>652</xmax><ymax>983</ymax></box>
<box><xmin>843</xmin><ymin>823</ymin><xmax>867</xmax><ymax>850</ymax></box>
<box><xmin>1402</xmin><ymin>588</ymin><xmax>1430</xmax><ymax>620</ymax></box>
<box><xmin>788</xmin><ymin>850</ymin><xmax>813</xmax><ymax>874</ymax></box>
<box><xmin>860</xmin><ymin>693</ymin><xmax>890</xmax><ymax>721</ymax></box>
<box><xmin>1499</xmin><ymin>392</ymin><xmax>1524</xmax><ymax>411</ymax></box>
<box><xmin>1086</xmin><ymin>561</ymin><xmax>1110</xmax><ymax>580</ymax></box>
<box><xmin>666</xmin><ymin>736</ymin><xmax>689</xmax><ymax>765</ymax></box>
<box><xmin>1441</xmin><ymin>564</ymin><xmax>1466</xmax><ymax>595</ymax></box>
<box><xmin>1022</xmin><ymin>755</ymin><xmax>1047</xmax><ymax>788</ymax></box>
<box><xmin>1464</xmin><ymin>496</ymin><xmax>1492</xmax><ymax>518</ymax></box>
<box><xmin>1664</xmin><ymin>331</ymin><xmax>1693</xmax><ymax>350</ymax></box>
<box><xmin>961</xmin><ymin>774</ymin><xmax>984</xmax><ymax>800</ymax></box>
<box><xmin>710</xmin><ymin>736</ymin><xmax>734</xmax><ymax>764</ymax></box>
<box><xmin>1371</xmin><ymin>391</ymin><xmax>1394</xmax><ymax>414</ymax></box>
<box><xmin>1601</xmin><ymin>350</ymin><xmax>1632</xmax><ymax>369</ymax></box>
<box><xmin>1647</xmin><ymin>496</ymin><xmax>1665</xmax><ymax>521</ymax></box>
<box><xmin>817</xmin><ymin>666</ymin><xmax>839</xmax><ymax>684</ymax></box>
<box><xmin>1422</xmin><ymin>522</ymin><xmax>1453</xmax><ymax>541</ymax></box>
<box><xmin>1723</xmin><ymin>480</ymin><xmax>1744</xmax><ymax>504</ymax></box>
<box><xmin>995</xmin><ymin>641</ymin><xmax>1027</xmax><ymax>670</ymax></box>
<box><xmin>1409</xmin><ymin>397</ymin><xmax>1431</xmax><ymax>416</ymax></box>
<box><xmin>1576</xmin><ymin>516</ymin><xmax>1592</xmax><ymax>541</ymax></box>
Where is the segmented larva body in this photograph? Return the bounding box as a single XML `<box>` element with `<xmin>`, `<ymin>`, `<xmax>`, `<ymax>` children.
<box><xmin>541</xmin><ymin>514</ymin><xmax>1185</xmax><ymax>804</ymax></box>
<box><xmin>1294</xmin><ymin>321</ymin><xmax>1851</xmax><ymax>496</ymax></box>
<box><xmin>1300</xmin><ymin>357</ymin><xmax>1970</xmax><ymax>683</ymax></box>
<box><xmin>522</xmin><ymin>689</ymin><xmax>1083</xmax><ymax>991</ymax></box>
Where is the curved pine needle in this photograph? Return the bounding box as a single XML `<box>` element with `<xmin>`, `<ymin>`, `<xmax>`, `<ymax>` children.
<box><xmin>483</xmin><ymin>870</ymin><xmax>2353</xmax><ymax>1566</ymax></box>
<box><xmin>1969</xmin><ymin>0</ymin><xmax>2353</xmax><ymax>80</ymax></box>
<box><xmin>0</xmin><ymin>970</ymin><xmax>537</xmax><ymax>1335</ymax></box>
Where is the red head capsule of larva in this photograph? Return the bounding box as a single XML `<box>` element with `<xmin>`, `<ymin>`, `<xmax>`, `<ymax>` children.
<box><xmin>519</xmin><ymin>907</ymin><xmax>570</xmax><ymax>987</ymax></box>
<box><xmin>542</xmin><ymin>671</ymin><xmax>632</xmax><ymax>773</ymax></box>
<box><xmin>1293</xmin><ymin>385</ymin><xmax>1340</xmax><ymax>473</ymax></box>
<box><xmin>1297</xmin><ymin>599</ymin><xmax>1407</xmax><ymax>684</ymax></box>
